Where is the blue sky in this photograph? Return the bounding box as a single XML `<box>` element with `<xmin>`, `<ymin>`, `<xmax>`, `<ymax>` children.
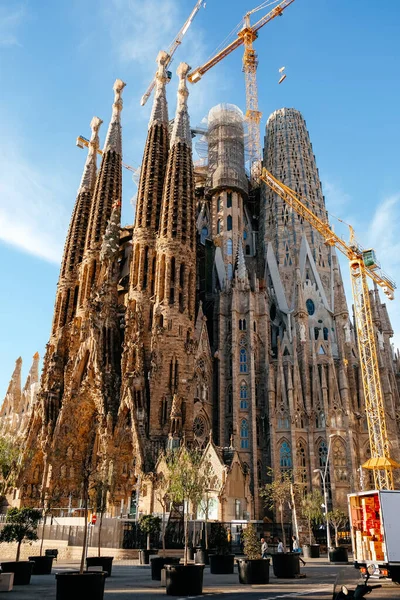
<box><xmin>1</xmin><ymin>0</ymin><xmax>400</xmax><ymax>395</ymax></box>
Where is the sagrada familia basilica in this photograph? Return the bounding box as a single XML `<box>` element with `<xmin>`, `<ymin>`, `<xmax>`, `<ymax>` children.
<box><xmin>2</xmin><ymin>52</ymin><xmax>400</xmax><ymax>520</ymax></box>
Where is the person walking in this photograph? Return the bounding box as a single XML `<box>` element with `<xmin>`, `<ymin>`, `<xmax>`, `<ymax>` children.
<box><xmin>261</xmin><ymin>537</ymin><xmax>268</xmax><ymax>559</ymax></box>
<box><xmin>292</xmin><ymin>535</ymin><xmax>306</xmax><ymax>565</ymax></box>
<box><xmin>277</xmin><ymin>538</ymin><xmax>284</xmax><ymax>553</ymax></box>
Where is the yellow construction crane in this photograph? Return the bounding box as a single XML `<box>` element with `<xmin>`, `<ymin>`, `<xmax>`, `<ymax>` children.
<box><xmin>260</xmin><ymin>168</ymin><xmax>399</xmax><ymax>490</ymax></box>
<box><xmin>140</xmin><ymin>0</ymin><xmax>206</xmax><ymax>107</ymax></box>
<box><xmin>188</xmin><ymin>0</ymin><xmax>295</xmax><ymax>181</ymax></box>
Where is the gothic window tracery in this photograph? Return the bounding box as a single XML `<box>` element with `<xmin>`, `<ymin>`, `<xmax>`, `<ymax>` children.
<box><xmin>240</xmin><ymin>383</ymin><xmax>248</xmax><ymax>409</ymax></box>
<box><xmin>279</xmin><ymin>440</ymin><xmax>292</xmax><ymax>472</ymax></box>
<box><xmin>332</xmin><ymin>437</ymin><xmax>347</xmax><ymax>482</ymax></box>
<box><xmin>318</xmin><ymin>439</ymin><xmax>328</xmax><ymax>468</ymax></box>
<box><xmin>239</xmin><ymin>348</ymin><xmax>247</xmax><ymax>373</ymax></box>
<box><xmin>296</xmin><ymin>440</ymin><xmax>307</xmax><ymax>484</ymax></box>
<box><xmin>240</xmin><ymin>419</ymin><xmax>249</xmax><ymax>449</ymax></box>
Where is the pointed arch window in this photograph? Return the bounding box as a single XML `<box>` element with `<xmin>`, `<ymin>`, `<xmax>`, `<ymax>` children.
<box><xmin>227</xmin><ymin>238</ymin><xmax>233</xmax><ymax>256</ymax></box>
<box><xmin>333</xmin><ymin>437</ymin><xmax>347</xmax><ymax>482</ymax></box>
<box><xmin>279</xmin><ymin>440</ymin><xmax>292</xmax><ymax>472</ymax></box>
<box><xmin>227</xmin><ymin>264</ymin><xmax>233</xmax><ymax>280</ymax></box>
<box><xmin>240</xmin><ymin>383</ymin><xmax>248</xmax><ymax>409</ymax></box>
<box><xmin>318</xmin><ymin>440</ymin><xmax>328</xmax><ymax>468</ymax></box>
<box><xmin>296</xmin><ymin>440</ymin><xmax>307</xmax><ymax>484</ymax></box>
<box><xmin>227</xmin><ymin>215</ymin><xmax>233</xmax><ymax>231</ymax></box>
<box><xmin>240</xmin><ymin>419</ymin><xmax>249</xmax><ymax>449</ymax></box>
<box><xmin>239</xmin><ymin>348</ymin><xmax>247</xmax><ymax>373</ymax></box>
<box><xmin>217</xmin><ymin>219</ymin><xmax>222</xmax><ymax>234</ymax></box>
<box><xmin>217</xmin><ymin>196</ymin><xmax>222</xmax><ymax>212</ymax></box>
<box><xmin>227</xmin><ymin>192</ymin><xmax>232</xmax><ymax>208</ymax></box>
<box><xmin>239</xmin><ymin>319</ymin><xmax>247</xmax><ymax>331</ymax></box>
<box><xmin>323</xmin><ymin>327</ymin><xmax>329</xmax><ymax>341</ymax></box>
<box><xmin>200</xmin><ymin>226</ymin><xmax>208</xmax><ymax>245</ymax></box>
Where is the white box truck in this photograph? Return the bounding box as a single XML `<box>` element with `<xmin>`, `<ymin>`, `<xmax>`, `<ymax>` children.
<box><xmin>348</xmin><ymin>490</ymin><xmax>400</xmax><ymax>583</ymax></box>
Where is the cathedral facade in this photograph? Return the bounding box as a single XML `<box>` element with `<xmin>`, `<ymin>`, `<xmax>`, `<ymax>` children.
<box><xmin>4</xmin><ymin>56</ymin><xmax>400</xmax><ymax>518</ymax></box>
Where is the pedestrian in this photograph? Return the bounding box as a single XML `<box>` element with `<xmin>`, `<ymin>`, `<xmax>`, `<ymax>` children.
<box><xmin>277</xmin><ymin>537</ymin><xmax>284</xmax><ymax>553</ymax></box>
<box><xmin>292</xmin><ymin>535</ymin><xmax>306</xmax><ymax>565</ymax></box>
<box><xmin>261</xmin><ymin>537</ymin><xmax>268</xmax><ymax>559</ymax></box>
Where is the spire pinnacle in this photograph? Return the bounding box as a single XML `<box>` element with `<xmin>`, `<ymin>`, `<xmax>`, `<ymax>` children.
<box><xmin>103</xmin><ymin>79</ymin><xmax>126</xmax><ymax>155</ymax></box>
<box><xmin>170</xmin><ymin>63</ymin><xmax>191</xmax><ymax>147</ymax></box>
<box><xmin>100</xmin><ymin>200</ymin><xmax>121</xmax><ymax>261</ymax></box>
<box><xmin>78</xmin><ymin>116</ymin><xmax>102</xmax><ymax>193</ymax></box>
<box><xmin>236</xmin><ymin>240</ymin><xmax>248</xmax><ymax>282</ymax></box>
<box><xmin>149</xmin><ymin>50</ymin><xmax>169</xmax><ymax>127</ymax></box>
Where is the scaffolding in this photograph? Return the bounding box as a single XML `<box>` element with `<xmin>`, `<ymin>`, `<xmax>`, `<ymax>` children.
<box><xmin>205</xmin><ymin>103</ymin><xmax>248</xmax><ymax>195</ymax></box>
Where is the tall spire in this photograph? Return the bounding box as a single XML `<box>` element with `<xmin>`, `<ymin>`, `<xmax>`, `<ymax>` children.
<box><xmin>78</xmin><ymin>117</ymin><xmax>103</xmax><ymax>193</ymax></box>
<box><xmin>170</xmin><ymin>62</ymin><xmax>192</xmax><ymax>147</ymax></box>
<box><xmin>103</xmin><ymin>79</ymin><xmax>126</xmax><ymax>155</ymax></box>
<box><xmin>159</xmin><ymin>63</ymin><xmax>195</xmax><ymax>247</ymax></box>
<box><xmin>60</xmin><ymin>117</ymin><xmax>102</xmax><ymax>279</ymax></box>
<box><xmin>85</xmin><ymin>79</ymin><xmax>126</xmax><ymax>252</ymax></box>
<box><xmin>134</xmin><ymin>53</ymin><xmax>169</xmax><ymax>233</ymax></box>
<box><xmin>149</xmin><ymin>50</ymin><xmax>169</xmax><ymax>127</ymax></box>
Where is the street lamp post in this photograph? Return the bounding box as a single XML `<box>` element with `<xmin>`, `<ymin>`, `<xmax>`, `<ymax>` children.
<box><xmin>314</xmin><ymin>434</ymin><xmax>335</xmax><ymax>551</ymax></box>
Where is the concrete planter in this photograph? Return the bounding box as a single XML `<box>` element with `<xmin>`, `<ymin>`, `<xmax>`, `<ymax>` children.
<box><xmin>0</xmin><ymin>561</ymin><xmax>34</xmax><ymax>585</ymax></box>
<box><xmin>56</xmin><ymin>571</ymin><xmax>106</xmax><ymax>600</ymax></box>
<box><xmin>302</xmin><ymin>544</ymin><xmax>320</xmax><ymax>558</ymax></box>
<box><xmin>86</xmin><ymin>556</ymin><xmax>114</xmax><ymax>577</ymax></box>
<box><xmin>237</xmin><ymin>558</ymin><xmax>270</xmax><ymax>584</ymax></box>
<box><xmin>271</xmin><ymin>553</ymin><xmax>300</xmax><ymax>578</ymax></box>
<box><xmin>165</xmin><ymin>564</ymin><xmax>204</xmax><ymax>596</ymax></box>
<box><xmin>29</xmin><ymin>555</ymin><xmax>54</xmax><ymax>575</ymax></box>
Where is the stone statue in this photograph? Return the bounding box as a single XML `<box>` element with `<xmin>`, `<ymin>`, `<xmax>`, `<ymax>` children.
<box><xmin>298</xmin><ymin>321</ymin><xmax>306</xmax><ymax>343</ymax></box>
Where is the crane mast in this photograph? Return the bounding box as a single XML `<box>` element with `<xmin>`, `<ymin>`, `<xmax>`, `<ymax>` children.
<box><xmin>260</xmin><ymin>168</ymin><xmax>398</xmax><ymax>490</ymax></box>
<box><xmin>140</xmin><ymin>0</ymin><xmax>205</xmax><ymax>107</ymax></box>
<box><xmin>188</xmin><ymin>0</ymin><xmax>295</xmax><ymax>182</ymax></box>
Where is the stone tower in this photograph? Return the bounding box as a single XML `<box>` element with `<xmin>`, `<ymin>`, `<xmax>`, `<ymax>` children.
<box><xmin>261</xmin><ymin>107</ymin><xmax>400</xmax><ymax>507</ymax></box>
<box><xmin>20</xmin><ymin>80</ymin><xmax>127</xmax><ymax>507</ymax></box>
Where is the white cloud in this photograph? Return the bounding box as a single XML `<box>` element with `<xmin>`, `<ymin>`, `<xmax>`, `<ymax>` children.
<box><xmin>0</xmin><ymin>4</ymin><xmax>25</xmax><ymax>47</ymax></box>
<box><xmin>0</xmin><ymin>140</ymin><xmax>69</xmax><ymax>264</ymax></box>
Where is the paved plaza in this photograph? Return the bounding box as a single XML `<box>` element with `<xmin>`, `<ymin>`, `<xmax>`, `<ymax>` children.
<box><xmin>2</xmin><ymin>559</ymin><xmax>400</xmax><ymax>599</ymax></box>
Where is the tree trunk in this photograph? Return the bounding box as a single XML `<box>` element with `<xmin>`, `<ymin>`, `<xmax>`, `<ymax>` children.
<box><xmin>39</xmin><ymin>512</ymin><xmax>46</xmax><ymax>556</ymax></box>
<box><xmin>80</xmin><ymin>484</ymin><xmax>89</xmax><ymax>574</ymax></box>
<box><xmin>162</xmin><ymin>505</ymin><xmax>166</xmax><ymax>557</ymax></box>
<box><xmin>335</xmin><ymin>525</ymin><xmax>338</xmax><ymax>547</ymax></box>
<box><xmin>308</xmin><ymin>517</ymin><xmax>312</xmax><ymax>545</ymax></box>
<box><xmin>16</xmin><ymin>540</ymin><xmax>22</xmax><ymax>562</ymax></box>
<box><xmin>184</xmin><ymin>506</ymin><xmax>188</xmax><ymax>566</ymax></box>
<box><xmin>280</xmin><ymin>506</ymin><xmax>286</xmax><ymax>551</ymax></box>
<box><xmin>98</xmin><ymin>511</ymin><xmax>104</xmax><ymax>557</ymax></box>
<box><xmin>146</xmin><ymin>532</ymin><xmax>150</xmax><ymax>551</ymax></box>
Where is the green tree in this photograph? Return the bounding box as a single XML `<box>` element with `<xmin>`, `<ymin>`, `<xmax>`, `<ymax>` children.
<box><xmin>301</xmin><ymin>490</ymin><xmax>324</xmax><ymax>545</ymax></box>
<box><xmin>242</xmin><ymin>524</ymin><xmax>261</xmax><ymax>560</ymax></box>
<box><xmin>0</xmin><ymin>437</ymin><xmax>21</xmax><ymax>499</ymax></box>
<box><xmin>89</xmin><ymin>470</ymin><xmax>110</xmax><ymax>558</ymax></box>
<box><xmin>139</xmin><ymin>514</ymin><xmax>161</xmax><ymax>551</ymax></box>
<box><xmin>327</xmin><ymin>508</ymin><xmax>348</xmax><ymax>547</ymax></box>
<box><xmin>0</xmin><ymin>507</ymin><xmax>42</xmax><ymax>561</ymax></box>
<box><xmin>260</xmin><ymin>469</ymin><xmax>293</xmax><ymax>550</ymax></box>
<box><xmin>166</xmin><ymin>447</ymin><xmax>212</xmax><ymax>565</ymax></box>
<box><xmin>209</xmin><ymin>523</ymin><xmax>230</xmax><ymax>555</ymax></box>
